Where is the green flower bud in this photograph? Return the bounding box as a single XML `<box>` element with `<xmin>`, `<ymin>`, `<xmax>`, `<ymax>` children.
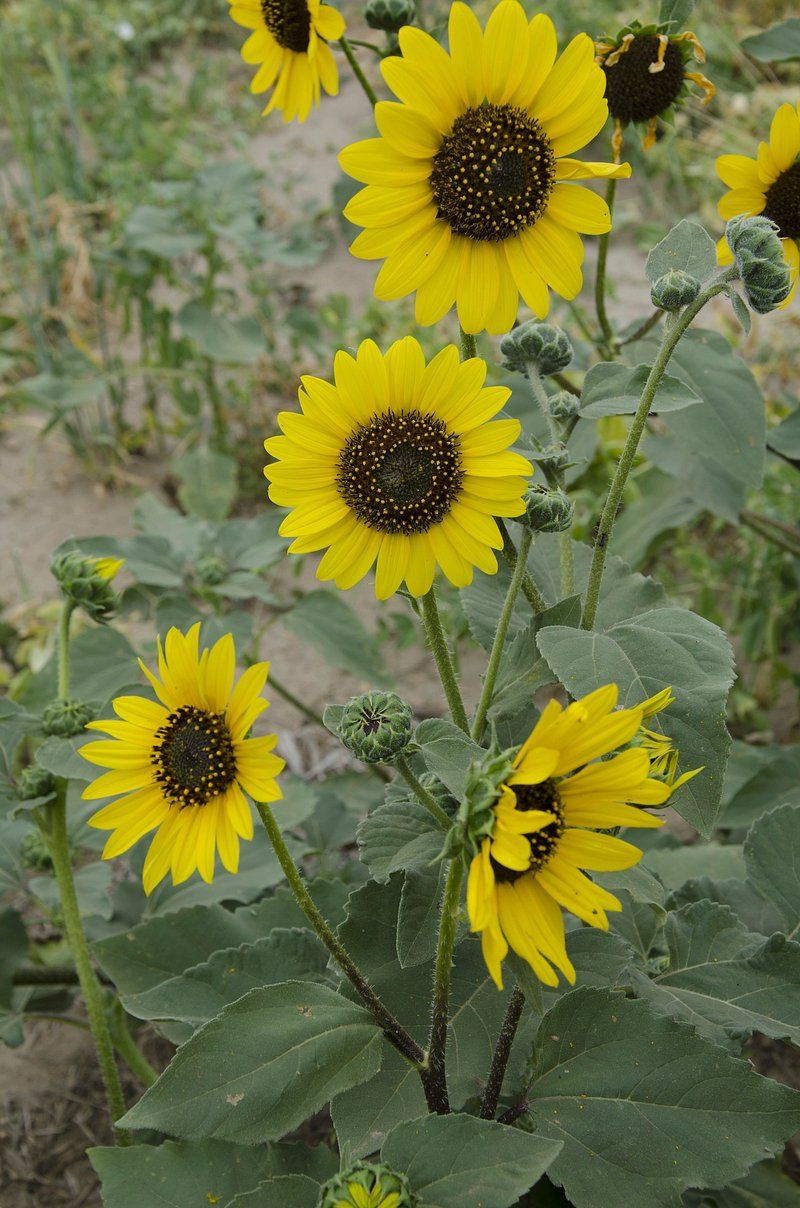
<box><xmin>500</xmin><ymin>320</ymin><xmax>573</xmax><ymax>376</ymax></box>
<box><xmin>726</xmin><ymin>215</ymin><xmax>792</xmax><ymax>314</ymax></box>
<box><xmin>17</xmin><ymin>765</ymin><xmax>57</xmax><ymax>801</ymax></box>
<box><xmin>20</xmin><ymin>830</ymin><xmax>53</xmax><ymax>872</ymax></box>
<box><xmin>529</xmin><ymin>442</ymin><xmax>570</xmax><ymax>474</ymax></box>
<box><xmin>522</xmin><ymin>485</ymin><xmax>574</xmax><ymax>533</ymax></box>
<box><xmin>338</xmin><ymin>691</ymin><xmax>413</xmax><ymax>764</ymax></box>
<box><xmin>51</xmin><ymin>550</ymin><xmax>123</xmax><ymax>623</ymax></box>
<box><xmin>319</xmin><ymin>1161</ymin><xmax>416</xmax><ymax>1208</ymax></box>
<box><xmin>446</xmin><ymin>746</ymin><xmax>515</xmax><ymax>859</ymax></box>
<box><xmin>548</xmin><ymin>390</ymin><xmax>580</xmax><ymax>422</ymax></box>
<box><xmin>650</xmin><ymin>269</ymin><xmax>701</xmax><ymax>311</ymax></box>
<box><xmin>385</xmin><ymin>769</ymin><xmax>458</xmax><ymax>817</ymax></box>
<box><xmin>42</xmin><ymin>698</ymin><xmax>94</xmax><ymax>738</ymax></box>
<box><xmin>364</xmin><ymin>0</ymin><xmax>415</xmax><ymax>33</ymax></box>
<box><xmin>196</xmin><ymin>553</ymin><xmax>228</xmax><ymax>586</ymax></box>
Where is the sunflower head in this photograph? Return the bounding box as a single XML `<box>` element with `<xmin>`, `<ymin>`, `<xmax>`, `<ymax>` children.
<box><xmin>339</xmin><ymin>1</ymin><xmax>632</xmax><ymax>335</ymax></box>
<box><xmin>80</xmin><ymin>624</ymin><xmax>284</xmax><ymax>893</ymax></box>
<box><xmin>466</xmin><ymin>684</ymin><xmax>698</xmax><ymax>990</ymax></box>
<box><xmin>596</xmin><ymin>21</ymin><xmax>714</xmax><ymax>155</ymax></box>
<box><xmin>264</xmin><ymin>336</ymin><xmax>532</xmax><ymax>599</ymax></box>
<box><xmin>228</xmin><ymin>0</ymin><xmax>345</xmax><ymax>123</ymax></box>
<box><xmin>319</xmin><ymin>1161</ymin><xmax>416</xmax><ymax>1208</ymax></box>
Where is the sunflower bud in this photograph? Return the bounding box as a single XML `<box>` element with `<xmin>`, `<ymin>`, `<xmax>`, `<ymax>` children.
<box><xmin>548</xmin><ymin>390</ymin><xmax>580</xmax><ymax>422</ymax></box>
<box><xmin>338</xmin><ymin>691</ymin><xmax>413</xmax><ymax>764</ymax></box>
<box><xmin>196</xmin><ymin>554</ymin><xmax>228</xmax><ymax>586</ymax></box>
<box><xmin>20</xmin><ymin>830</ymin><xmax>53</xmax><ymax>872</ymax></box>
<box><xmin>319</xmin><ymin>1161</ymin><xmax>416</xmax><ymax>1208</ymax></box>
<box><xmin>51</xmin><ymin>551</ymin><xmax>123</xmax><ymax>623</ymax></box>
<box><xmin>650</xmin><ymin>269</ymin><xmax>701</xmax><ymax>311</ymax></box>
<box><xmin>450</xmin><ymin>746</ymin><xmax>515</xmax><ymax>858</ymax></box>
<box><xmin>42</xmin><ymin>698</ymin><xmax>94</xmax><ymax>738</ymax></box>
<box><xmin>364</xmin><ymin>0</ymin><xmax>415</xmax><ymax>33</ymax></box>
<box><xmin>500</xmin><ymin>320</ymin><xmax>573</xmax><ymax>377</ymax></box>
<box><xmin>521</xmin><ymin>485</ymin><xmax>574</xmax><ymax>534</ymax></box>
<box><xmin>17</xmin><ymin>765</ymin><xmax>57</xmax><ymax>801</ymax></box>
<box><xmin>725</xmin><ymin>215</ymin><xmax>792</xmax><ymax>314</ymax></box>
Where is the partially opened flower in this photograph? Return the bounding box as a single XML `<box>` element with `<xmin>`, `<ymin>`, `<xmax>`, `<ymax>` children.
<box><xmin>339</xmin><ymin>0</ymin><xmax>631</xmax><ymax>335</ymax></box>
<box><xmin>81</xmin><ymin>624</ymin><xmax>283</xmax><ymax>893</ymax></box>
<box><xmin>264</xmin><ymin>336</ymin><xmax>532</xmax><ymax>598</ymax></box>
<box><xmin>466</xmin><ymin>684</ymin><xmax>697</xmax><ymax>990</ymax></box>
<box><xmin>596</xmin><ymin>20</ymin><xmax>714</xmax><ymax>157</ymax></box>
<box><xmin>715</xmin><ymin>101</ymin><xmax>800</xmax><ymax>308</ymax></box>
<box><xmin>228</xmin><ymin>0</ymin><xmax>345</xmax><ymax>123</ymax></box>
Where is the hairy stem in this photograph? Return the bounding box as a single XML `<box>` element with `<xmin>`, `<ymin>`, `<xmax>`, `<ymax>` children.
<box><xmin>594</xmin><ymin>177</ymin><xmax>617</xmax><ymax>352</ymax></box>
<box><xmin>426</xmin><ymin>857</ymin><xmax>464</xmax><ymax>1113</ymax></box>
<box><xmin>472</xmin><ymin>529</ymin><xmax>533</xmax><ymax>742</ymax></box>
<box><xmin>57</xmin><ymin>600</ymin><xmax>74</xmax><ymax>698</ymax></box>
<box><xmin>460</xmin><ymin>327</ymin><xmax>477</xmax><ymax>360</ymax></box>
<box><xmin>111</xmin><ymin>1013</ymin><xmax>159</xmax><ymax>1089</ymax></box>
<box><xmin>395</xmin><ymin>754</ymin><xmax>453</xmax><ymax>830</ymax></box>
<box><xmin>420</xmin><ymin>588</ymin><xmax>470</xmax><ymax>734</ymax></box>
<box><xmin>582</xmin><ymin>272</ymin><xmax>735</xmax><ymax>630</ymax></box>
<box><xmin>479</xmin><ymin>985</ymin><xmax>525</xmax><ymax>1119</ymax></box>
<box><xmin>498</xmin><ymin>520</ymin><xmax>547</xmax><ymax>614</ymax></box>
<box><xmin>340</xmin><ymin>36</ymin><xmax>379</xmax><ymax>108</ymax></box>
<box><xmin>526</xmin><ymin>366</ymin><xmax>574</xmax><ymax>597</ymax></box>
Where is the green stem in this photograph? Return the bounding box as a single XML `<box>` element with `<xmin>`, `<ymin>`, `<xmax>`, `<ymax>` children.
<box><xmin>420</xmin><ymin>588</ymin><xmax>470</xmax><ymax>734</ymax></box>
<box><xmin>498</xmin><ymin>520</ymin><xmax>547</xmax><ymax>614</ymax></box>
<box><xmin>426</xmin><ymin>857</ymin><xmax>464</xmax><ymax>1113</ymax></box>
<box><xmin>582</xmin><ymin>273</ymin><xmax>735</xmax><ymax>630</ymax></box>
<box><xmin>526</xmin><ymin>367</ymin><xmax>574</xmax><ymax>598</ymax></box>
<box><xmin>479</xmin><ymin>985</ymin><xmax>525</xmax><ymax>1119</ymax></box>
<box><xmin>395</xmin><ymin>754</ymin><xmax>453</xmax><ymax>830</ymax></box>
<box><xmin>460</xmin><ymin>328</ymin><xmax>477</xmax><ymax>360</ymax></box>
<box><xmin>41</xmin><ymin>788</ymin><xmax>130</xmax><ymax>1144</ymax></box>
<box><xmin>255</xmin><ymin>802</ymin><xmax>428</xmax><ymax>1072</ymax></box>
<box><xmin>472</xmin><ymin>529</ymin><xmax>532</xmax><ymax>742</ymax></box>
<box><xmin>615</xmin><ymin>308</ymin><xmax>664</xmax><ymax>351</ymax></box>
<box><xmin>595</xmin><ymin>177</ymin><xmax>617</xmax><ymax>353</ymax></box>
<box><xmin>740</xmin><ymin>509</ymin><xmax>800</xmax><ymax>557</ymax></box>
<box><xmin>111</xmin><ymin>1015</ymin><xmax>159</xmax><ymax>1089</ymax></box>
<box><xmin>340</xmin><ymin>36</ymin><xmax>379</xmax><ymax>108</ymax></box>
<box><xmin>57</xmin><ymin>600</ymin><xmax>74</xmax><ymax>698</ymax></box>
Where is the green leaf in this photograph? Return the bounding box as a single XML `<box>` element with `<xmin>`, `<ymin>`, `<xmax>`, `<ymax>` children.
<box><xmin>644</xmin><ymin>842</ymin><xmax>745</xmax><ymax>889</ymax></box>
<box><xmin>357</xmin><ymin>800</ymin><xmax>443</xmax><ymax>882</ymax></box>
<box><xmin>382</xmin><ymin>1114</ymin><xmax>561</xmax><ymax>1207</ymax></box>
<box><xmin>767</xmin><ymin>406</ymin><xmax>800</xmax><ymax>461</ymax></box>
<box><xmin>536</xmin><ymin>607</ymin><xmax>734</xmax><ymax>836</ymax></box>
<box><xmin>581</xmin><ymin>362</ymin><xmax>701</xmax><ymax>419</ymax></box>
<box><xmin>611</xmin><ymin>468</ymin><xmax>702</xmax><ymax>568</ymax></box>
<box><xmin>646</xmin><ymin>220</ymin><xmax>716</xmax><ymax>285</ymax></box>
<box><xmin>686</xmin><ymin>1159</ymin><xmax>800</xmax><ymax>1207</ymax></box>
<box><xmin>89</xmin><ymin>1139</ymin><xmax>275</xmax><ymax>1207</ymax></box>
<box><xmin>132</xmin><ymin>493</ymin><xmax>206</xmax><ymax>560</ymax></box>
<box><xmin>0</xmin><ymin>699</ymin><xmax>40</xmax><ymax>775</ymax></box>
<box><xmin>397</xmin><ymin>865</ymin><xmax>446</xmax><ymax>968</ymax></box>
<box><xmin>119</xmin><ymin>981</ymin><xmax>383</xmax><ymax>1142</ymax></box>
<box><xmin>487</xmin><ymin>597</ymin><xmax>582</xmax><ymax>731</ymax></box>
<box><xmin>281</xmin><ymin>591</ymin><xmax>392</xmax><ymax>686</ymax></box>
<box><xmin>641</xmin><ymin>329</ymin><xmax>766</xmax><ymax>523</ymax></box>
<box><xmin>669</xmin><ymin>877</ymin><xmax>783</xmax><ymax>938</ymax></box>
<box><xmin>718</xmin><ymin>747</ymin><xmax>800</xmax><ymax>829</ymax></box>
<box><xmin>741</xmin><ymin>19</ymin><xmax>800</xmax><ymax>62</ymax></box>
<box><xmin>122</xmin><ymin>204</ymin><xmax>204</xmax><ymax>257</ymax></box>
<box><xmin>640</xmin><ymin>901</ymin><xmax>800</xmax><ymax>1047</ymax></box>
<box><xmin>175</xmin><ymin>447</ymin><xmax>238</xmax><ymax>522</ymax></box>
<box><xmin>121</xmin><ymin>929</ymin><xmax>330</xmax><ymax>1026</ymax></box>
<box><xmin>414</xmin><ymin>719</ymin><xmax>482</xmax><ymax>800</ymax></box>
<box><xmin>34</xmin><ymin>734</ymin><xmax>94</xmax><ymax>782</ymax></box>
<box><xmin>227</xmin><ymin>1175</ymin><xmax>320</xmax><ymax>1208</ymax></box>
<box><xmin>744</xmin><ymin>804</ymin><xmax>800</xmax><ymax>934</ymax></box>
<box><xmin>178</xmin><ymin>301</ymin><xmax>265</xmax><ymax>365</ymax></box>
<box><xmin>727</xmin><ymin>287</ymin><xmax>752</xmax><ymax>335</ymax></box>
<box><xmin>659</xmin><ymin>0</ymin><xmax>695</xmax><ymax>28</ymax></box>
<box><xmin>524</xmin><ymin>987</ymin><xmax>800</xmax><ymax>1208</ymax></box>
<box><xmin>31</xmin><ymin>861</ymin><xmax>113</xmax><ymax>921</ymax></box>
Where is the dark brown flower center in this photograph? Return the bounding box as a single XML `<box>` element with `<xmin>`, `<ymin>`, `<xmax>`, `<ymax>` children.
<box><xmin>430</xmin><ymin>103</ymin><xmax>556</xmax><ymax>243</ymax></box>
<box><xmin>336</xmin><ymin>408</ymin><xmax>463</xmax><ymax>535</ymax></box>
<box><xmin>152</xmin><ymin>705</ymin><xmax>237</xmax><ymax>808</ymax></box>
<box><xmin>603</xmin><ymin>35</ymin><xmax>685</xmax><ymax>124</ymax></box>
<box><xmin>491</xmin><ymin>779</ymin><xmax>565</xmax><ymax>883</ymax></box>
<box><xmin>763</xmin><ymin>162</ymin><xmax>800</xmax><ymax>241</ymax></box>
<box><xmin>260</xmin><ymin>0</ymin><xmax>310</xmax><ymax>52</ymax></box>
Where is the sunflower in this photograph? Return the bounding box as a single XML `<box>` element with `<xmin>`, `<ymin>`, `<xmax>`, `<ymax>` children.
<box><xmin>466</xmin><ymin>684</ymin><xmax>697</xmax><ymax>990</ymax></box>
<box><xmin>263</xmin><ymin>335</ymin><xmax>532</xmax><ymax>599</ymax></box>
<box><xmin>229</xmin><ymin>0</ymin><xmax>345</xmax><ymax>123</ymax></box>
<box><xmin>595</xmin><ymin>21</ymin><xmax>714</xmax><ymax>158</ymax></box>
<box><xmin>716</xmin><ymin>101</ymin><xmax>800</xmax><ymax>308</ymax></box>
<box><xmin>80</xmin><ymin>624</ymin><xmax>284</xmax><ymax>894</ymax></box>
<box><xmin>338</xmin><ymin>0</ymin><xmax>631</xmax><ymax>336</ymax></box>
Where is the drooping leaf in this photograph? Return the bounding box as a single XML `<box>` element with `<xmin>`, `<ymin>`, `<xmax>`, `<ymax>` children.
<box><xmin>611</xmin><ymin>468</ymin><xmax>702</xmax><ymax>568</ymax></box>
<box><xmin>381</xmin><ymin>1114</ymin><xmax>562</xmax><ymax>1208</ymax></box>
<box><xmin>718</xmin><ymin>747</ymin><xmax>800</xmax><ymax>830</ymax></box>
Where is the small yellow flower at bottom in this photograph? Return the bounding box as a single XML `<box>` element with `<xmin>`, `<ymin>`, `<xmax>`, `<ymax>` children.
<box><xmin>80</xmin><ymin>623</ymin><xmax>284</xmax><ymax>893</ymax></box>
<box><xmin>466</xmin><ymin>683</ymin><xmax>700</xmax><ymax>990</ymax></box>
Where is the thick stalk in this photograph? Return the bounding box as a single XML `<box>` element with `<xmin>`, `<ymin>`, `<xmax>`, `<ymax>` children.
<box><xmin>498</xmin><ymin>520</ymin><xmax>547</xmax><ymax>614</ymax></box>
<box><xmin>472</xmin><ymin>529</ymin><xmax>532</xmax><ymax>742</ymax></box>
<box><xmin>43</xmin><ymin>788</ymin><xmax>130</xmax><ymax>1143</ymax></box>
<box><xmin>395</xmin><ymin>754</ymin><xmax>453</xmax><ymax>830</ymax></box>
<box><xmin>255</xmin><ymin>802</ymin><xmax>427</xmax><ymax>1070</ymax></box>
<box><xmin>582</xmin><ymin>274</ymin><xmax>735</xmax><ymax>630</ymax></box>
<box><xmin>111</xmin><ymin>1014</ymin><xmax>159</xmax><ymax>1089</ymax></box>
<box><xmin>425</xmin><ymin>857</ymin><xmax>464</xmax><ymax>1113</ymax></box>
<box><xmin>340</xmin><ymin>36</ymin><xmax>379</xmax><ymax>108</ymax></box>
<box><xmin>479</xmin><ymin>985</ymin><xmax>525</xmax><ymax>1119</ymax></box>
<box><xmin>420</xmin><ymin>588</ymin><xmax>470</xmax><ymax>734</ymax></box>
<box><xmin>594</xmin><ymin>177</ymin><xmax>617</xmax><ymax>352</ymax></box>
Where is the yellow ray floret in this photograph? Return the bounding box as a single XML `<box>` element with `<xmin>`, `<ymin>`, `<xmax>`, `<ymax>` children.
<box><xmin>263</xmin><ymin>335</ymin><xmax>533</xmax><ymax>599</ymax></box>
<box><xmin>715</xmin><ymin>100</ymin><xmax>800</xmax><ymax>307</ymax></box>
<box><xmin>80</xmin><ymin>624</ymin><xmax>284</xmax><ymax>893</ymax></box>
<box><xmin>229</xmin><ymin>0</ymin><xmax>344</xmax><ymax>123</ymax></box>
<box><xmin>338</xmin><ymin>0</ymin><xmax>631</xmax><ymax>335</ymax></box>
<box><xmin>467</xmin><ymin>683</ymin><xmax>700</xmax><ymax>989</ymax></box>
